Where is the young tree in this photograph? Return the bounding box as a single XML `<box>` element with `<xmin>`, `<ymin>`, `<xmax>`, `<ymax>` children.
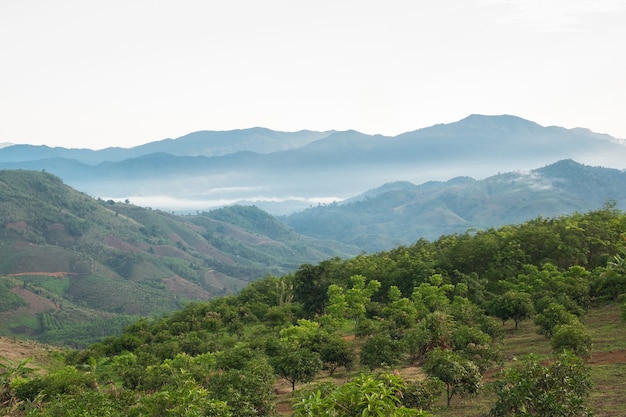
<box><xmin>550</xmin><ymin>322</ymin><xmax>593</xmax><ymax>358</ymax></box>
<box><xmin>422</xmin><ymin>348</ymin><xmax>482</xmax><ymax>407</ymax></box>
<box><xmin>271</xmin><ymin>348</ymin><xmax>322</xmax><ymax>391</ymax></box>
<box><xmin>344</xmin><ymin>275</ymin><xmax>381</xmax><ymax>336</ymax></box>
<box><xmin>489</xmin><ymin>352</ymin><xmax>593</xmax><ymax>417</ymax></box>
<box><xmin>534</xmin><ymin>302</ymin><xmax>579</xmax><ymax>337</ymax></box>
<box><xmin>318</xmin><ymin>336</ymin><xmax>355</xmax><ymax>376</ymax></box>
<box><xmin>292</xmin><ymin>372</ymin><xmax>430</xmax><ymax>417</ymax></box>
<box><xmin>360</xmin><ymin>333</ymin><xmax>405</xmax><ymax>369</ymax></box>
<box><xmin>489</xmin><ymin>291</ymin><xmax>535</xmax><ymax>329</ymax></box>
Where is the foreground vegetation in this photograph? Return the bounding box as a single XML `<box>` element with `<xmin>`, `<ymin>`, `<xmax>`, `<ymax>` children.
<box><xmin>1</xmin><ymin>204</ymin><xmax>625</xmax><ymax>416</ymax></box>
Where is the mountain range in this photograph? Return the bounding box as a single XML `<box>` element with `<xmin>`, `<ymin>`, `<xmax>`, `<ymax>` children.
<box><xmin>283</xmin><ymin>159</ymin><xmax>626</xmax><ymax>251</ymax></box>
<box><xmin>2</xmin><ymin>110</ymin><xmax>626</xmax><ymax>344</ymax></box>
<box><xmin>1</xmin><ymin>114</ymin><xmax>625</xmax><ymax>215</ymax></box>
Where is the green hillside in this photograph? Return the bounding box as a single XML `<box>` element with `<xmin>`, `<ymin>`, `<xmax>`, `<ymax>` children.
<box><xmin>1</xmin><ymin>205</ymin><xmax>625</xmax><ymax>416</ymax></box>
<box><xmin>0</xmin><ymin>170</ymin><xmax>358</xmax><ymax>346</ymax></box>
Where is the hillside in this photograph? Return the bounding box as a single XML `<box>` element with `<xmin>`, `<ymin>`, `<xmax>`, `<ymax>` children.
<box><xmin>1</xmin><ymin>206</ymin><xmax>625</xmax><ymax>416</ymax></box>
<box><xmin>0</xmin><ymin>170</ymin><xmax>358</xmax><ymax>346</ymax></box>
<box><xmin>283</xmin><ymin>160</ymin><xmax>626</xmax><ymax>251</ymax></box>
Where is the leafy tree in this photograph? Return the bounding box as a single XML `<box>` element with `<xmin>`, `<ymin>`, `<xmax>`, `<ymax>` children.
<box><xmin>383</xmin><ymin>285</ymin><xmax>419</xmax><ymax>331</ymax></box>
<box><xmin>404</xmin><ymin>311</ymin><xmax>454</xmax><ymax>363</ymax></box>
<box><xmin>534</xmin><ymin>302</ymin><xmax>579</xmax><ymax>338</ymax></box>
<box><xmin>344</xmin><ymin>275</ymin><xmax>381</xmax><ymax>335</ymax></box>
<box><xmin>292</xmin><ymin>371</ymin><xmax>430</xmax><ymax>417</ymax></box>
<box><xmin>279</xmin><ymin>319</ymin><xmax>322</xmax><ymax>349</ymax></box>
<box><xmin>318</xmin><ymin>335</ymin><xmax>355</xmax><ymax>376</ymax></box>
<box><xmin>422</xmin><ymin>348</ymin><xmax>482</xmax><ymax>407</ymax></box>
<box><xmin>550</xmin><ymin>322</ymin><xmax>593</xmax><ymax>358</ymax></box>
<box><xmin>293</xmin><ymin>259</ymin><xmax>341</xmax><ymax>317</ymax></box>
<box><xmin>208</xmin><ymin>357</ymin><xmax>276</xmax><ymax>417</ymax></box>
<box><xmin>271</xmin><ymin>348</ymin><xmax>322</xmax><ymax>391</ymax></box>
<box><xmin>401</xmin><ymin>377</ymin><xmax>445</xmax><ymax>411</ymax></box>
<box><xmin>130</xmin><ymin>381</ymin><xmax>232</xmax><ymax>417</ymax></box>
<box><xmin>24</xmin><ymin>390</ymin><xmax>133</xmax><ymax>417</ymax></box>
<box><xmin>451</xmin><ymin>324</ymin><xmax>501</xmax><ymax>371</ymax></box>
<box><xmin>489</xmin><ymin>352</ymin><xmax>593</xmax><ymax>417</ymax></box>
<box><xmin>489</xmin><ymin>290</ymin><xmax>535</xmax><ymax>329</ymax></box>
<box><xmin>412</xmin><ymin>276</ymin><xmax>453</xmax><ymax>315</ymax></box>
<box><xmin>360</xmin><ymin>333</ymin><xmax>406</xmax><ymax>369</ymax></box>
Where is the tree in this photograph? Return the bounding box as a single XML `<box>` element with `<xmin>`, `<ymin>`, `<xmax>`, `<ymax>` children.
<box><xmin>404</xmin><ymin>311</ymin><xmax>454</xmax><ymax>363</ymax></box>
<box><xmin>271</xmin><ymin>348</ymin><xmax>322</xmax><ymax>391</ymax></box>
<box><xmin>130</xmin><ymin>381</ymin><xmax>232</xmax><ymax>417</ymax></box>
<box><xmin>318</xmin><ymin>336</ymin><xmax>354</xmax><ymax>376</ymax></box>
<box><xmin>422</xmin><ymin>348</ymin><xmax>482</xmax><ymax>407</ymax></box>
<box><xmin>489</xmin><ymin>352</ymin><xmax>593</xmax><ymax>417</ymax></box>
<box><xmin>550</xmin><ymin>322</ymin><xmax>593</xmax><ymax>358</ymax></box>
<box><xmin>489</xmin><ymin>291</ymin><xmax>535</xmax><ymax>329</ymax></box>
<box><xmin>534</xmin><ymin>302</ymin><xmax>579</xmax><ymax>337</ymax></box>
<box><xmin>292</xmin><ymin>371</ymin><xmax>430</xmax><ymax>417</ymax></box>
<box><xmin>344</xmin><ymin>275</ymin><xmax>381</xmax><ymax>336</ymax></box>
<box><xmin>360</xmin><ymin>333</ymin><xmax>405</xmax><ymax>369</ymax></box>
<box><xmin>383</xmin><ymin>286</ymin><xmax>419</xmax><ymax>331</ymax></box>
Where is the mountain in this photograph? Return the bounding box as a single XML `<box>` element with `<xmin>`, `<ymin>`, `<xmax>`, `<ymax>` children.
<box><xmin>1</xmin><ymin>115</ymin><xmax>625</xmax><ymax>215</ymax></box>
<box><xmin>0</xmin><ymin>128</ymin><xmax>331</xmax><ymax>164</ymax></box>
<box><xmin>282</xmin><ymin>160</ymin><xmax>626</xmax><ymax>252</ymax></box>
<box><xmin>0</xmin><ymin>170</ymin><xmax>358</xmax><ymax>346</ymax></box>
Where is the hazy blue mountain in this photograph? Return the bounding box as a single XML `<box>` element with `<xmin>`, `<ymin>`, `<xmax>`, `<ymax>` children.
<box><xmin>282</xmin><ymin>160</ymin><xmax>626</xmax><ymax>252</ymax></box>
<box><xmin>1</xmin><ymin>115</ymin><xmax>624</xmax><ymax>215</ymax></box>
<box><xmin>0</xmin><ymin>128</ymin><xmax>331</xmax><ymax>164</ymax></box>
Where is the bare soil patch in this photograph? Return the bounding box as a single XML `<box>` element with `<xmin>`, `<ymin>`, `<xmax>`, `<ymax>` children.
<box><xmin>10</xmin><ymin>288</ymin><xmax>56</xmax><ymax>314</ymax></box>
<box><xmin>588</xmin><ymin>349</ymin><xmax>626</xmax><ymax>365</ymax></box>
<box><xmin>163</xmin><ymin>275</ymin><xmax>212</xmax><ymax>300</ymax></box>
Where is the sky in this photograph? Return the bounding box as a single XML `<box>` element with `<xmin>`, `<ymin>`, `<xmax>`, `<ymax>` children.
<box><xmin>1</xmin><ymin>0</ymin><xmax>625</xmax><ymax>149</ymax></box>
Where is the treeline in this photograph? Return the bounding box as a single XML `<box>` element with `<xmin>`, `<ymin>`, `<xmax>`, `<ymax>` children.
<box><xmin>2</xmin><ymin>206</ymin><xmax>625</xmax><ymax>416</ymax></box>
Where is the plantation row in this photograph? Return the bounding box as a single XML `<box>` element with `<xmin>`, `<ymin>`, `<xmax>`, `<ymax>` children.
<box><xmin>1</xmin><ymin>206</ymin><xmax>625</xmax><ymax>416</ymax></box>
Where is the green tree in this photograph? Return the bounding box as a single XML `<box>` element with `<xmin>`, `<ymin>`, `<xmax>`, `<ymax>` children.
<box><xmin>271</xmin><ymin>348</ymin><xmax>322</xmax><ymax>392</ymax></box>
<box><xmin>318</xmin><ymin>335</ymin><xmax>355</xmax><ymax>376</ymax></box>
<box><xmin>344</xmin><ymin>275</ymin><xmax>381</xmax><ymax>336</ymax></box>
<box><xmin>489</xmin><ymin>290</ymin><xmax>535</xmax><ymax>329</ymax></box>
<box><xmin>489</xmin><ymin>352</ymin><xmax>593</xmax><ymax>417</ymax></box>
<box><xmin>130</xmin><ymin>380</ymin><xmax>232</xmax><ymax>417</ymax></box>
<box><xmin>383</xmin><ymin>285</ymin><xmax>419</xmax><ymax>331</ymax></box>
<box><xmin>534</xmin><ymin>302</ymin><xmax>579</xmax><ymax>338</ymax></box>
<box><xmin>550</xmin><ymin>322</ymin><xmax>593</xmax><ymax>358</ymax></box>
<box><xmin>292</xmin><ymin>372</ymin><xmax>429</xmax><ymax>417</ymax></box>
<box><xmin>404</xmin><ymin>311</ymin><xmax>454</xmax><ymax>363</ymax></box>
<box><xmin>422</xmin><ymin>348</ymin><xmax>482</xmax><ymax>407</ymax></box>
<box><xmin>360</xmin><ymin>333</ymin><xmax>405</xmax><ymax>369</ymax></box>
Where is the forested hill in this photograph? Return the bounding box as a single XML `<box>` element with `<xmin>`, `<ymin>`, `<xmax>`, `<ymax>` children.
<box><xmin>0</xmin><ymin>170</ymin><xmax>358</xmax><ymax>346</ymax></box>
<box><xmin>283</xmin><ymin>160</ymin><xmax>626</xmax><ymax>251</ymax></box>
<box><xmin>3</xmin><ymin>204</ymin><xmax>625</xmax><ymax>416</ymax></box>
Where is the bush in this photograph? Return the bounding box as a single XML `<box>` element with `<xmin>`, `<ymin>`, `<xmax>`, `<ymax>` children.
<box><xmin>550</xmin><ymin>322</ymin><xmax>593</xmax><ymax>358</ymax></box>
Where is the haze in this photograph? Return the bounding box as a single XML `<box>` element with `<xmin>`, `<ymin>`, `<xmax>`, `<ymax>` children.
<box><xmin>1</xmin><ymin>0</ymin><xmax>625</xmax><ymax>149</ymax></box>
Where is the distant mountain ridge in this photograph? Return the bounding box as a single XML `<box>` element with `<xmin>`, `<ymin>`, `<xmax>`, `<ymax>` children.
<box><xmin>0</xmin><ymin>128</ymin><xmax>332</xmax><ymax>164</ymax></box>
<box><xmin>283</xmin><ymin>160</ymin><xmax>626</xmax><ymax>252</ymax></box>
<box><xmin>1</xmin><ymin>115</ymin><xmax>625</xmax><ymax>215</ymax></box>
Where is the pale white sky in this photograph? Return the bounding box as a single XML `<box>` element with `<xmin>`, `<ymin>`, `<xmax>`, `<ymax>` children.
<box><xmin>1</xmin><ymin>0</ymin><xmax>625</xmax><ymax>149</ymax></box>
